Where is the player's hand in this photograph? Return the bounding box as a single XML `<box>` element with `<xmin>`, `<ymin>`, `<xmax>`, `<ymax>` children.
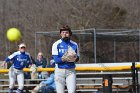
<box><xmin>0</xmin><ymin>61</ymin><xmax>6</xmax><ymax>67</ymax></box>
<box><xmin>30</xmin><ymin>64</ymin><xmax>37</xmax><ymax>72</ymax></box>
<box><xmin>67</xmin><ymin>55</ymin><xmax>77</xmax><ymax>62</ymax></box>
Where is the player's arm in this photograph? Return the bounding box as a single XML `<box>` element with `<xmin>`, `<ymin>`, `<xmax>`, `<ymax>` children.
<box><xmin>27</xmin><ymin>55</ymin><xmax>33</xmax><ymax>68</ymax></box>
<box><xmin>52</xmin><ymin>43</ymin><xmax>63</xmax><ymax>63</ymax></box>
<box><xmin>53</xmin><ymin>55</ymin><xmax>63</xmax><ymax>63</ymax></box>
<box><xmin>1</xmin><ymin>52</ymin><xmax>16</xmax><ymax>67</ymax></box>
<box><xmin>75</xmin><ymin>44</ymin><xmax>80</xmax><ymax>62</ymax></box>
<box><xmin>52</xmin><ymin>43</ymin><xmax>72</xmax><ymax>63</ymax></box>
<box><xmin>0</xmin><ymin>61</ymin><xmax>7</xmax><ymax>67</ymax></box>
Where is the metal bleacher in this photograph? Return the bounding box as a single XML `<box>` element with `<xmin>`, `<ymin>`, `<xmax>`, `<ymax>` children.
<box><xmin>0</xmin><ymin>72</ymin><xmax>133</xmax><ymax>93</ymax></box>
<box><xmin>0</xmin><ymin>63</ymin><xmax>138</xmax><ymax>93</ymax></box>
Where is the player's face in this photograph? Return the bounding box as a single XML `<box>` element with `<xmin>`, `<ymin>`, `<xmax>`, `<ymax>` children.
<box><xmin>19</xmin><ymin>47</ymin><xmax>26</xmax><ymax>52</ymax></box>
<box><xmin>60</xmin><ymin>31</ymin><xmax>70</xmax><ymax>38</ymax></box>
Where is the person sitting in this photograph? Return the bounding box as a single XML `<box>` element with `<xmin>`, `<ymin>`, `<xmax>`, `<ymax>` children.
<box><xmin>35</xmin><ymin>52</ymin><xmax>48</xmax><ymax>79</ymax></box>
<box><xmin>32</xmin><ymin>63</ymin><xmax>55</xmax><ymax>93</ymax></box>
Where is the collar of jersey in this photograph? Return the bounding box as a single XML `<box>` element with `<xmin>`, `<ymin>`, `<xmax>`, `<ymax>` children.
<box><xmin>61</xmin><ymin>38</ymin><xmax>70</xmax><ymax>43</ymax></box>
<box><xmin>20</xmin><ymin>51</ymin><xmax>25</xmax><ymax>54</ymax></box>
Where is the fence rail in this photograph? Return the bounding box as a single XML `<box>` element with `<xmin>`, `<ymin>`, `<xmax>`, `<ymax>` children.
<box><xmin>0</xmin><ymin>62</ymin><xmax>140</xmax><ymax>73</ymax></box>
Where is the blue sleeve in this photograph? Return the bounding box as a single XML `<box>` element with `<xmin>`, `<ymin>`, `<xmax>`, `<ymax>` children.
<box><xmin>53</xmin><ymin>55</ymin><xmax>63</xmax><ymax>63</ymax></box>
<box><xmin>25</xmin><ymin>56</ymin><xmax>32</xmax><ymax>67</ymax></box>
<box><xmin>41</xmin><ymin>74</ymin><xmax>54</xmax><ymax>85</ymax></box>
<box><xmin>4</xmin><ymin>52</ymin><xmax>16</xmax><ymax>62</ymax></box>
<box><xmin>5</xmin><ymin>58</ymin><xmax>11</xmax><ymax>62</ymax></box>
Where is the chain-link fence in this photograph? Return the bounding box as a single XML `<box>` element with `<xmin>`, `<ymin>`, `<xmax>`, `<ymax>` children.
<box><xmin>35</xmin><ymin>29</ymin><xmax>140</xmax><ymax>64</ymax></box>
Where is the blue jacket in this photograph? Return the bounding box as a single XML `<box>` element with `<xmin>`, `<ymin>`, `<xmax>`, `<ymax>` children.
<box><xmin>52</xmin><ymin>39</ymin><xmax>79</xmax><ymax>69</ymax></box>
<box><xmin>41</xmin><ymin>73</ymin><xmax>56</xmax><ymax>89</ymax></box>
<box><xmin>5</xmin><ymin>51</ymin><xmax>32</xmax><ymax>70</ymax></box>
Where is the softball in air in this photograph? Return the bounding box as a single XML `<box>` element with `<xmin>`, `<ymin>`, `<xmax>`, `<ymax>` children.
<box><xmin>6</xmin><ymin>28</ymin><xmax>22</xmax><ymax>42</ymax></box>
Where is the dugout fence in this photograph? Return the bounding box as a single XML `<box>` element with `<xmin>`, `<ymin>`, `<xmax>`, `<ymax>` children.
<box><xmin>34</xmin><ymin>28</ymin><xmax>140</xmax><ymax>93</ymax></box>
<box><xmin>1</xmin><ymin>29</ymin><xmax>140</xmax><ymax>93</ymax></box>
<box><xmin>35</xmin><ymin>29</ymin><xmax>140</xmax><ymax>64</ymax></box>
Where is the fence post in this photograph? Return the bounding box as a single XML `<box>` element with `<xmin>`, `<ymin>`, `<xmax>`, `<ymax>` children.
<box><xmin>136</xmin><ymin>68</ymin><xmax>139</xmax><ymax>93</ymax></box>
<box><xmin>138</xmin><ymin>69</ymin><xmax>140</xmax><ymax>93</ymax></box>
<box><xmin>103</xmin><ymin>74</ymin><xmax>112</xmax><ymax>93</ymax></box>
<box><xmin>131</xmin><ymin>62</ymin><xmax>139</xmax><ymax>93</ymax></box>
<box><xmin>132</xmin><ymin>62</ymin><xmax>136</xmax><ymax>93</ymax></box>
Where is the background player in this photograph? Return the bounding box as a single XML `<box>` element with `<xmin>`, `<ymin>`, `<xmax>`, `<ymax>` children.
<box><xmin>1</xmin><ymin>43</ymin><xmax>32</xmax><ymax>93</ymax></box>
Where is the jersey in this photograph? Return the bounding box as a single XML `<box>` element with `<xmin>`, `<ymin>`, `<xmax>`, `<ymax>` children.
<box><xmin>5</xmin><ymin>51</ymin><xmax>32</xmax><ymax>70</ymax></box>
<box><xmin>52</xmin><ymin>39</ymin><xmax>79</xmax><ymax>69</ymax></box>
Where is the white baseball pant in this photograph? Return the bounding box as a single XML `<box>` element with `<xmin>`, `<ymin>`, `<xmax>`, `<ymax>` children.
<box><xmin>9</xmin><ymin>67</ymin><xmax>24</xmax><ymax>90</ymax></box>
<box><xmin>55</xmin><ymin>68</ymin><xmax>76</xmax><ymax>93</ymax></box>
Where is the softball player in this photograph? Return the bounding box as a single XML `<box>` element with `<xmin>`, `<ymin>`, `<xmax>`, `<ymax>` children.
<box><xmin>52</xmin><ymin>25</ymin><xmax>80</xmax><ymax>93</ymax></box>
<box><xmin>1</xmin><ymin>43</ymin><xmax>32</xmax><ymax>93</ymax></box>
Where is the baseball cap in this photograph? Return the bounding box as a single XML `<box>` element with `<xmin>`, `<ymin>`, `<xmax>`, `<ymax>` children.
<box><xmin>19</xmin><ymin>43</ymin><xmax>26</xmax><ymax>48</ymax></box>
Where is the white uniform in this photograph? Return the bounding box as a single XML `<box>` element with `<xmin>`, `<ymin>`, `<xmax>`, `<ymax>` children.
<box><xmin>52</xmin><ymin>39</ymin><xmax>79</xmax><ymax>93</ymax></box>
<box><xmin>5</xmin><ymin>51</ymin><xmax>31</xmax><ymax>93</ymax></box>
